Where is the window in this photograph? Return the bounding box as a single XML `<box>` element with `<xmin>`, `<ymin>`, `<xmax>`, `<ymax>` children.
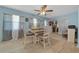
<box><xmin>44</xmin><ymin>20</ymin><xmax>47</xmax><ymax>26</ymax></box>
<box><xmin>33</xmin><ymin>18</ymin><xmax>37</xmax><ymax>27</ymax></box>
<box><xmin>12</xmin><ymin>15</ymin><xmax>19</xmax><ymax>30</ymax></box>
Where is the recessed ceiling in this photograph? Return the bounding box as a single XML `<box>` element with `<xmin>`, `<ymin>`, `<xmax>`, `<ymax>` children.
<box><xmin>3</xmin><ymin>5</ymin><xmax>79</xmax><ymax>18</ymax></box>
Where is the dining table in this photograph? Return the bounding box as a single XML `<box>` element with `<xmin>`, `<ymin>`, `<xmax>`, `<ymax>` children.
<box><xmin>24</xmin><ymin>27</ymin><xmax>50</xmax><ymax>48</ymax></box>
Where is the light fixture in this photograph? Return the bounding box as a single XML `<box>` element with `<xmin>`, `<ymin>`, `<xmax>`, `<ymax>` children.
<box><xmin>40</xmin><ymin>11</ymin><xmax>46</xmax><ymax>15</ymax></box>
<box><xmin>34</xmin><ymin>5</ymin><xmax>53</xmax><ymax>16</ymax></box>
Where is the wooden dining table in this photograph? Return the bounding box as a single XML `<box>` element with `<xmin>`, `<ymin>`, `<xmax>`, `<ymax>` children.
<box><xmin>25</xmin><ymin>27</ymin><xmax>50</xmax><ymax>48</ymax></box>
<box><xmin>31</xmin><ymin>28</ymin><xmax>44</xmax><ymax>33</ymax></box>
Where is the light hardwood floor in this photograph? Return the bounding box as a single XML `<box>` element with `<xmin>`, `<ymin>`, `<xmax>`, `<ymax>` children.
<box><xmin>0</xmin><ymin>33</ymin><xmax>79</xmax><ymax>53</ymax></box>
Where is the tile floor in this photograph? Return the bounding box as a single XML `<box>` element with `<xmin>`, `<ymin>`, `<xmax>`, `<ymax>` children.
<box><xmin>0</xmin><ymin>33</ymin><xmax>79</xmax><ymax>53</ymax></box>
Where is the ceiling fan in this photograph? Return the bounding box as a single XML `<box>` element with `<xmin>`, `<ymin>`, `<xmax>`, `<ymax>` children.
<box><xmin>34</xmin><ymin>5</ymin><xmax>53</xmax><ymax>15</ymax></box>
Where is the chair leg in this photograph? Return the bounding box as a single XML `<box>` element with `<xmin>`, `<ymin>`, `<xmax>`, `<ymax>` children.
<box><xmin>43</xmin><ymin>39</ymin><xmax>46</xmax><ymax>48</ymax></box>
<box><xmin>47</xmin><ymin>40</ymin><xmax>50</xmax><ymax>47</ymax></box>
<box><xmin>33</xmin><ymin>36</ymin><xmax>37</xmax><ymax>45</ymax></box>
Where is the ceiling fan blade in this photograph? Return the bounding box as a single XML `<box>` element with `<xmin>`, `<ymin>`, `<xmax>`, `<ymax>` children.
<box><xmin>45</xmin><ymin>12</ymin><xmax>53</xmax><ymax>14</ymax></box>
<box><xmin>34</xmin><ymin>10</ymin><xmax>40</xmax><ymax>12</ymax></box>
<box><xmin>46</xmin><ymin>10</ymin><xmax>53</xmax><ymax>12</ymax></box>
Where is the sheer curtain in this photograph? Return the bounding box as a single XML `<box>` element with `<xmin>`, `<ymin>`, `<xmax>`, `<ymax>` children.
<box><xmin>12</xmin><ymin>15</ymin><xmax>20</xmax><ymax>40</ymax></box>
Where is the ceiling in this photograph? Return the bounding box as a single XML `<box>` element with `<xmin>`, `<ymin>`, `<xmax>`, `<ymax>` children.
<box><xmin>3</xmin><ymin>5</ymin><xmax>79</xmax><ymax>18</ymax></box>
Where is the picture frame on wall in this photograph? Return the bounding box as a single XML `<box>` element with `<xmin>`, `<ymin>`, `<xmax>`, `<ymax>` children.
<box><xmin>25</xmin><ymin>18</ymin><xmax>28</xmax><ymax>22</ymax></box>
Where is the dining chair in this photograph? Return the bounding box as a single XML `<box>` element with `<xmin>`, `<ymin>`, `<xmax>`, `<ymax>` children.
<box><xmin>39</xmin><ymin>32</ymin><xmax>51</xmax><ymax>48</ymax></box>
<box><xmin>24</xmin><ymin>31</ymin><xmax>35</xmax><ymax>46</ymax></box>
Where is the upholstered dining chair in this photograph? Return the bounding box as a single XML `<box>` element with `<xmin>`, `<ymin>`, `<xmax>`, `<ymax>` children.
<box><xmin>39</xmin><ymin>32</ymin><xmax>51</xmax><ymax>48</ymax></box>
<box><xmin>33</xmin><ymin>31</ymin><xmax>44</xmax><ymax>45</ymax></box>
<box><xmin>24</xmin><ymin>31</ymin><xmax>35</xmax><ymax>46</ymax></box>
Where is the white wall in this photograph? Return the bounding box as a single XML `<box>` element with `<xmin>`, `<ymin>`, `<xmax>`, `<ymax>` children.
<box><xmin>54</xmin><ymin>11</ymin><xmax>78</xmax><ymax>35</ymax></box>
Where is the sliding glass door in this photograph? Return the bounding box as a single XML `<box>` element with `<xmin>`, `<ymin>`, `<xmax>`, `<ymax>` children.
<box><xmin>3</xmin><ymin>14</ymin><xmax>12</xmax><ymax>41</ymax></box>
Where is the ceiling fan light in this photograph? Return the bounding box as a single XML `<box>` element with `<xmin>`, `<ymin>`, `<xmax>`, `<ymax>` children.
<box><xmin>40</xmin><ymin>11</ymin><xmax>46</xmax><ymax>15</ymax></box>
